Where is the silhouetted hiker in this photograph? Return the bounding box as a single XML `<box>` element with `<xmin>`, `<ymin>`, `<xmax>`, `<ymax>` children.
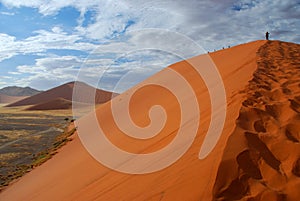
<box><xmin>266</xmin><ymin>32</ymin><xmax>270</xmax><ymax>40</ymax></box>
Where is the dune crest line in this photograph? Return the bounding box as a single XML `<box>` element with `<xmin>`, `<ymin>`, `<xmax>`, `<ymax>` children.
<box><xmin>213</xmin><ymin>41</ymin><xmax>300</xmax><ymax>201</ymax></box>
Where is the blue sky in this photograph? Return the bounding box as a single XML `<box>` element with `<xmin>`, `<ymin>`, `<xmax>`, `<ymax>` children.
<box><xmin>0</xmin><ymin>0</ymin><xmax>299</xmax><ymax>92</ymax></box>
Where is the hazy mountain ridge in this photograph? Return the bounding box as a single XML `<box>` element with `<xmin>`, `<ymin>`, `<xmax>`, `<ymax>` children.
<box><xmin>0</xmin><ymin>86</ymin><xmax>41</xmax><ymax>97</ymax></box>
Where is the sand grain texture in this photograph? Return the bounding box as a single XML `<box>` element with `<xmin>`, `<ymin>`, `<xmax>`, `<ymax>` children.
<box><xmin>213</xmin><ymin>41</ymin><xmax>300</xmax><ymax>201</ymax></box>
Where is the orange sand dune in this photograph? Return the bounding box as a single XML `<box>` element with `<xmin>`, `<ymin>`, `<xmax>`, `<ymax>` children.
<box><xmin>2</xmin><ymin>40</ymin><xmax>299</xmax><ymax>201</ymax></box>
<box><xmin>0</xmin><ymin>94</ymin><xmax>27</xmax><ymax>104</ymax></box>
<box><xmin>213</xmin><ymin>41</ymin><xmax>300</xmax><ymax>201</ymax></box>
<box><xmin>7</xmin><ymin>81</ymin><xmax>117</xmax><ymax>108</ymax></box>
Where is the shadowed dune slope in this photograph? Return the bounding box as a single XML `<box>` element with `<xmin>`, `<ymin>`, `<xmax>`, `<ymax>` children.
<box><xmin>0</xmin><ymin>94</ymin><xmax>28</xmax><ymax>104</ymax></box>
<box><xmin>26</xmin><ymin>98</ymin><xmax>73</xmax><ymax>110</ymax></box>
<box><xmin>4</xmin><ymin>40</ymin><xmax>297</xmax><ymax>201</ymax></box>
<box><xmin>26</xmin><ymin>98</ymin><xmax>94</xmax><ymax>111</ymax></box>
<box><xmin>7</xmin><ymin>81</ymin><xmax>117</xmax><ymax>108</ymax></box>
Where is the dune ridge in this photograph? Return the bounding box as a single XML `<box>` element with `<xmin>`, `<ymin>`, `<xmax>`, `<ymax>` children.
<box><xmin>213</xmin><ymin>41</ymin><xmax>300</xmax><ymax>200</ymax></box>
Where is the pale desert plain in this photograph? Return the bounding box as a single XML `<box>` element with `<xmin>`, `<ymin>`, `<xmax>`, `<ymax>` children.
<box><xmin>0</xmin><ymin>40</ymin><xmax>299</xmax><ymax>201</ymax></box>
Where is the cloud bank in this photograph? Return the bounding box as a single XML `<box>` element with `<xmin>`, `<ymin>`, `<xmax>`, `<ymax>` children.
<box><xmin>0</xmin><ymin>0</ymin><xmax>299</xmax><ymax>91</ymax></box>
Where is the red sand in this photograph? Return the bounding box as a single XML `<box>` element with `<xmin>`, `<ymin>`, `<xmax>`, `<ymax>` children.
<box><xmin>213</xmin><ymin>41</ymin><xmax>300</xmax><ymax>200</ymax></box>
<box><xmin>1</xmin><ymin>40</ymin><xmax>299</xmax><ymax>201</ymax></box>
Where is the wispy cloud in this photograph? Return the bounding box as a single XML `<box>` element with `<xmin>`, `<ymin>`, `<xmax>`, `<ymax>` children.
<box><xmin>0</xmin><ymin>28</ymin><xmax>96</xmax><ymax>62</ymax></box>
<box><xmin>0</xmin><ymin>11</ymin><xmax>14</xmax><ymax>15</ymax></box>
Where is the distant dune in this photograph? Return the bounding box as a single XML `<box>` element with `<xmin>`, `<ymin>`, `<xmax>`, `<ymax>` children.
<box><xmin>0</xmin><ymin>94</ymin><xmax>27</xmax><ymax>104</ymax></box>
<box><xmin>26</xmin><ymin>97</ymin><xmax>94</xmax><ymax>110</ymax></box>
<box><xmin>0</xmin><ymin>86</ymin><xmax>40</xmax><ymax>96</ymax></box>
<box><xmin>26</xmin><ymin>98</ymin><xmax>73</xmax><ymax>110</ymax></box>
<box><xmin>1</xmin><ymin>41</ymin><xmax>299</xmax><ymax>201</ymax></box>
<box><xmin>7</xmin><ymin>81</ymin><xmax>117</xmax><ymax>109</ymax></box>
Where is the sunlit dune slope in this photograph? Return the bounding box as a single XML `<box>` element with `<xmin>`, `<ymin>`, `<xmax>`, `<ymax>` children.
<box><xmin>213</xmin><ymin>41</ymin><xmax>300</xmax><ymax>201</ymax></box>
<box><xmin>0</xmin><ymin>40</ymin><xmax>282</xmax><ymax>201</ymax></box>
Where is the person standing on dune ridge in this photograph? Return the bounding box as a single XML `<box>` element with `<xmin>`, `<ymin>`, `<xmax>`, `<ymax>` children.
<box><xmin>266</xmin><ymin>31</ymin><xmax>270</xmax><ymax>40</ymax></box>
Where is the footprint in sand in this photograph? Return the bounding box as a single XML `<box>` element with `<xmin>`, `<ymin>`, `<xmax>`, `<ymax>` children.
<box><xmin>213</xmin><ymin>41</ymin><xmax>300</xmax><ymax>201</ymax></box>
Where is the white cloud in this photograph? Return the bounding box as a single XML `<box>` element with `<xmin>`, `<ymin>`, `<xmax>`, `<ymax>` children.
<box><xmin>7</xmin><ymin>71</ymin><xmax>21</xmax><ymax>75</ymax></box>
<box><xmin>0</xmin><ymin>75</ymin><xmax>12</xmax><ymax>79</ymax></box>
<box><xmin>51</xmin><ymin>26</ymin><xmax>63</xmax><ymax>34</ymax></box>
<box><xmin>0</xmin><ymin>0</ymin><xmax>299</xmax><ymax>91</ymax></box>
<box><xmin>0</xmin><ymin>0</ymin><xmax>98</xmax><ymax>15</ymax></box>
<box><xmin>35</xmin><ymin>56</ymin><xmax>82</xmax><ymax>69</ymax></box>
<box><xmin>15</xmin><ymin>55</ymin><xmax>82</xmax><ymax>74</ymax></box>
<box><xmin>0</xmin><ymin>81</ymin><xmax>7</xmax><ymax>85</ymax></box>
<box><xmin>1</xmin><ymin>0</ymin><xmax>299</xmax><ymax>50</ymax></box>
<box><xmin>0</xmin><ymin>33</ymin><xmax>18</xmax><ymax>61</ymax></box>
<box><xmin>0</xmin><ymin>11</ymin><xmax>15</xmax><ymax>15</ymax></box>
<box><xmin>0</xmin><ymin>0</ymin><xmax>42</xmax><ymax>9</ymax></box>
<box><xmin>0</xmin><ymin>28</ymin><xmax>96</xmax><ymax>62</ymax></box>
<box><xmin>12</xmin><ymin>55</ymin><xmax>81</xmax><ymax>90</ymax></box>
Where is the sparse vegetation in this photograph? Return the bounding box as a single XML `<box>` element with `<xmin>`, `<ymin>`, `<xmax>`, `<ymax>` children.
<box><xmin>32</xmin><ymin>127</ymin><xmax>77</xmax><ymax>167</ymax></box>
<box><xmin>0</xmin><ymin>107</ymin><xmax>75</xmax><ymax>191</ymax></box>
<box><xmin>0</xmin><ymin>126</ymin><xmax>76</xmax><ymax>190</ymax></box>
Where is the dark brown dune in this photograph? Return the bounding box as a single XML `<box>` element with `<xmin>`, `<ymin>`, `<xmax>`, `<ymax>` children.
<box><xmin>26</xmin><ymin>98</ymin><xmax>73</xmax><ymax>110</ymax></box>
<box><xmin>7</xmin><ymin>81</ymin><xmax>117</xmax><ymax>108</ymax></box>
<box><xmin>26</xmin><ymin>98</ymin><xmax>94</xmax><ymax>110</ymax></box>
